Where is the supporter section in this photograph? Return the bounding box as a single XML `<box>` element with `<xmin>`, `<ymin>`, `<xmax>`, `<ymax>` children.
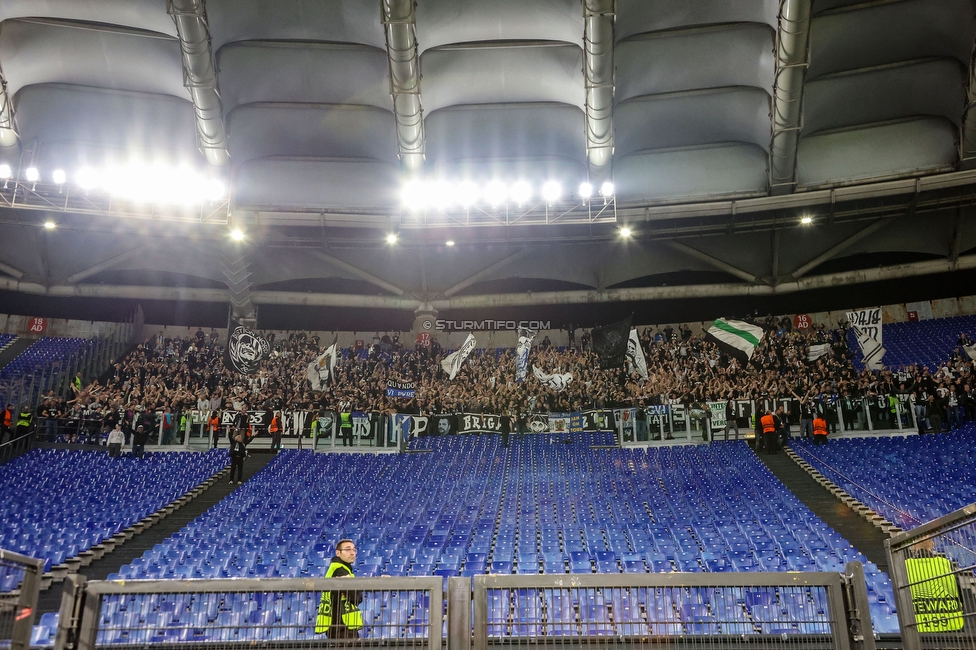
<box><xmin>107</xmin><ymin>439</ymin><xmax>898</xmax><ymax>633</ymax></box>
<box><xmin>0</xmin><ymin>449</ymin><xmax>227</xmax><ymax>573</ymax></box>
<box><xmin>792</xmin><ymin>426</ymin><xmax>976</xmax><ymax>530</ymax></box>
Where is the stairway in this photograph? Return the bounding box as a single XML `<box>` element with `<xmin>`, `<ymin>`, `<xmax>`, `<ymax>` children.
<box><xmin>0</xmin><ymin>337</ymin><xmax>35</xmax><ymax>372</ymax></box>
<box><xmin>35</xmin><ymin>452</ymin><xmax>277</xmax><ymax>616</ymax></box>
<box><xmin>755</xmin><ymin>445</ymin><xmax>890</xmax><ymax>574</ymax></box>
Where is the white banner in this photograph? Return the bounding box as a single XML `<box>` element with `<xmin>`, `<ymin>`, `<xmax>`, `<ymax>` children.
<box><xmin>965</xmin><ymin>344</ymin><xmax>976</xmax><ymax>361</ymax></box>
<box><xmin>846</xmin><ymin>308</ymin><xmax>882</xmax><ymax>347</ymax></box>
<box><xmin>808</xmin><ymin>343</ymin><xmax>831</xmax><ymax>362</ymax></box>
<box><xmin>533</xmin><ymin>366</ymin><xmax>573</xmax><ymax>392</ymax></box>
<box><xmin>626</xmin><ymin>328</ymin><xmax>648</xmax><ymax>379</ymax></box>
<box><xmin>515</xmin><ymin>328</ymin><xmax>536</xmax><ymax>383</ymax></box>
<box><xmin>306</xmin><ymin>341</ymin><xmax>338</xmax><ymax>391</ymax></box>
<box><xmin>441</xmin><ymin>333</ymin><xmax>476</xmax><ymax>380</ymax></box>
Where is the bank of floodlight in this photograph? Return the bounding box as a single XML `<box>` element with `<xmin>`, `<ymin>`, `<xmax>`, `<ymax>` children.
<box><xmin>483</xmin><ymin>180</ymin><xmax>508</xmax><ymax>207</ymax></box>
<box><xmin>541</xmin><ymin>181</ymin><xmax>562</xmax><ymax>203</ymax></box>
<box><xmin>578</xmin><ymin>182</ymin><xmax>593</xmax><ymax>199</ymax></box>
<box><xmin>510</xmin><ymin>180</ymin><xmax>532</xmax><ymax>205</ymax></box>
<box><xmin>600</xmin><ymin>181</ymin><xmax>614</xmax><ymax>198</ymax></box>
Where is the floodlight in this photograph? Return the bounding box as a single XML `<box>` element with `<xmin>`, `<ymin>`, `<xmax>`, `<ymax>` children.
<box><xmin>401</xmin><ymin>180</ymin><xmax>428</xmax><ymax>211</ymax></box>
<box><xmin>483</xmin><ymin>180</ymin><xmax>508</xmax><ymax>206</ymax></box>
<box><xmin>76</xmin><ymin>167</ymin><xmax>98</xmax><ymax>190</ymax></box>
<box><xmin>800</xmin><ymin>216</ymin><xmax>813</xmax><ymax>225</ymax></box>
<box><xmin>52</xmin><ymin>169</ymin><xmax>66</xmax><ymax>185</ymax></box>
<box><xmin>619</xmin><ymin>227</ymin><xmax>632</xmax><ymax>238</ymax></box>
<box><xmin>205</xmin><ymin>178</ymin><xmax>227</xmax><ymax>202</ymax></box>
<box><xmin>541</xmin><ymin>181</ymin><xmax>562</xmax><ymax>203</ymax></box>
<box><xmin>510</xmin><ymin>180</ymin><xmax>532</xmax><ymax>205</ymax></box>
<box><xmin>429</xmin><ymin>180</ymin><xmax>455</xmax><ymax>210</ymax></box>
<box><xmin>386</xmin><ymin>233</ymin><xmax>398</xmax><ymax>245</ymax></box>
<box><xmin>456</xmin><ymin>181</ymin><xmax>480</xmax><ymax>208</ymax></box>
<box><xmin>43</xmin><ymin>221</ymin><xmax>56</xmax><ymax>230</ymax></box>
<box><xmin>445</xmin><ymin>240</ymin><xmax>455</xmax><ymax>247</ymax></box>
<box><xmin>578</xmin><ymin>182</ymin><xmax>593</xmax><ymax>199</ymax></box>
<box><xmin>25</xmin><ymin>167</ymin><xmax>39</xmax><ymax>183</ymax></box>
<box><xmin>599</xmin><ymin>181</ymin><xmax>614</xmax><ymax>197</ymax></box>
<box><xmin>230</xmin><ymin>228</ymin><xmax>245</xmax><ymax>242</ymax></box>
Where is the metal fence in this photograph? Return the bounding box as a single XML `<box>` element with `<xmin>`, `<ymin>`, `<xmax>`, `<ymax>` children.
<box><xmin>886</xmin><ymin>502</ymin><xmax>976</xmax><ymax>650</ymax></box>
<box><xmin>56</xmin><ymin>575</ymin><xmax>443</xmax><ymax>650</ymax></box>
<box><xmin>0</xmin><ymin>549</ymin><xmax>44</xmax><ymax>650</ymax></box>
<box><xmin>55</xmin><ymin>567</ymin><xmax>874</xmax><ymax>650</ymax></box>
<box><xmin>468</xmin><ymin>568</ymin><xmax>874</xmax><ymax>650</ymax></box>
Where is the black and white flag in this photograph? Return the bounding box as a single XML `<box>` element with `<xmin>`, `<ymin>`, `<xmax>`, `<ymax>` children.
<box><xmin>626</xmin><ymin>328</ymin><xmax>648</xmax><ymax>379</ymax></box>
<box><xmin>853</xmin><ymin>327</ymin><xmax>886</xmax><ymax>371</ymax></box>
<box><xmin>533</xmin><ymin>366</ymin><xmax>573</xmax><ymax>392</ymax></box>
<box><xmin>306</xmin><ymin>339</ymin><xmax>338</xmax><ymax>391</ymax></box>
<box><xmin>223</xmin><ymin>320</ymin><xmax>270</xmax><ymax>374</ymax></box>
<box><xmin>515</xmin><ymin>327</ymin><xmax>536</xmax><ymax>383</ymax></box>
<box><xmin>847</xmin><ymin>308</ymin><xmax>884</xmax><ymax>370</ymax></box>
<box><xmin>441</xmin><ymin>333</ymin><xmax>476</xmax><ymax>380</ymax></box>
<box><xmin>591</xmin><ymin>317</ymin><xmax>631</xmax><ymax>369</ymax></box>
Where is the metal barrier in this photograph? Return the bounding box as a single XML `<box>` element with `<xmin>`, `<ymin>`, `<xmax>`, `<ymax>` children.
<box><xmin>470</xmin><ymin>566</ymin><xmax>874</xmax><ymax>650</ymax></box>
<box><xmin>54</xmin><ymin>568</ymin><xmax>876</xmax><ymax>650</ymax></box>
<box><xmin>0</xmin><ymin>549</ymin><xmax>44</xmax><ymax>650</ymax></box>
<box><xmin>886</xmin><ymin>502</ymin><xmax>976</xmax><ymax>650</ymax></box>
<box><xmin>55</xmin><ymin>575</ymin><xmax>443</xmax><ymax>650</ymax></box>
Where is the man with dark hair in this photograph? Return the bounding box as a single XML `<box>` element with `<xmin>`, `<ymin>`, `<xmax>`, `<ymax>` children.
<box><xmin>315</xmin><ymin>540</ymin><xmax>363</xmax><ymax>639</ymax></box>
<box><xmin>132</xmin><ymin>424</ymin><xmax>149</xmax><ymax>458</ymax></box>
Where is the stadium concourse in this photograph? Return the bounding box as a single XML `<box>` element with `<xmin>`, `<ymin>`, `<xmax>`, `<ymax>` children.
<box><xmin>0</xmin><ymin>311</ymin><xmax>973</xmax><ymax>647</ymax></box>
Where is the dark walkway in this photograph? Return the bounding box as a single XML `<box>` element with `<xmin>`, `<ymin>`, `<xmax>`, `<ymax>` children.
<box><xmin>756</xmin><ymin>446</ymin><xmax>890</xmax><ymax>575</ymax></box>
<box><xmin>0</xmin><ymin>337</ymin><xmax>36</xmax><ymax>372</ymax></box>
<box><xmin>36</xmin><ymin>452</ymin><xmax>277</xmax><ymax>616</ymax></box>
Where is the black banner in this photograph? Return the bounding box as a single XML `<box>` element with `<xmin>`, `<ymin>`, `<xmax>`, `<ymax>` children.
<box><xmin>591</xmin><ymin>317</ymin><xmax>632</xmax><ymax>369</ymax></box>
<box><xmin>223</xmin><ymin>320</ymin><xmax>270</xmax><ymax>375</ymax></box>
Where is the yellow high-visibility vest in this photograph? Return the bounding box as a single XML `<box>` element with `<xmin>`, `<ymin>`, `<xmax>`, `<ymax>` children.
<box><xmin>906</xmin><ymin>556</ymin><xmax>963</xmax><ymax>632</ymax></box>
<box><xmin>315</xmin><ymin>562</ymin><xmax>363</xmax><ymax>634</ymax></box>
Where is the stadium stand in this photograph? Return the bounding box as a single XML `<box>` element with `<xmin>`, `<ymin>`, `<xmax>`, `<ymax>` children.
<box><xmin>60</xmin><ymin>438</ymin><xmax>898</xmax><ymax>639</ymax></box>
<box><xmin>0</xmin><ymin>337</ymin><xmax>94</xmax><ymax>409</ymax></box>
<box><xmin>791</xmin><ymin>427</ymin><xmax>976</xmax><ymax>532</ymax></box>
<box><xmin>848</xmin><ymin>314</ymin><xmax>976</xmax><ymax>371</ymax></box>
<box><xmin>0</xmin><ymin>449</ymin><xmax>228</xmax><ymax>573</ymax></box>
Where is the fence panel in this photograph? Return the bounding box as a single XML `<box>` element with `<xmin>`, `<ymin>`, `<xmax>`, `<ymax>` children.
<box><xmin>472</xmin><ymin>572</ymin><xmax>860</xmax><ymax>650</ymax></box>
<box><xmin>59</xmin><ymin>576</ymin><xmax>442</xmax><ymax>650</ymax></box>
<box><xmin>886</xmin><ymin>502</ymin><xmax>976</xmax><ymax>650</ymax></box>
<box><xmin>0</xmin><ymin>549</ymin><xmax>44</xmax><ymax>650</ymax></box>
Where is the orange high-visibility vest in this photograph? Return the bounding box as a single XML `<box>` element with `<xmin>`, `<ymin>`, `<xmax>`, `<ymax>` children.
<box><xmin>760</xmin><ymin>414</ymin><xmax>776</xmax><ymax>434</ymax></box>
<box><xmin>813</xmin><ymin>417</ymin><xmax>828</xmax><ymax>436</ymax></box>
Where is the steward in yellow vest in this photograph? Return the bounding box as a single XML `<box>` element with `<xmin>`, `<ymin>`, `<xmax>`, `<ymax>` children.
<box><xmin>315</xmin><ymin>540</ymin><xmax>363</xmax><ymax>638</ymax></box>
<box><xmin>907</xmin><ymin>541</ymin><xmax>964</xmax><ymax>633</ymax></box>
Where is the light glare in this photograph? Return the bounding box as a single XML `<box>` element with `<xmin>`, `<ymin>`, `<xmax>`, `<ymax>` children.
<box><xmin>541</xmin><ymin>181</ymin><xmax>562</xmax><ymax>203</ymax></box>
<box><xmin>386</xmin><ymin>233</ymin><xmax>398</xmax><ymax>245</ymax></box>
<box><xmin>43</xmin><ymin>221</ymin><xmax>56</xmax><ymax>230</ymax></box>
<box><xmin>76</xmin><ymin>167</ymin><xmax>98</xmax><ymax>190</ymax></box>
<box><xmin>483</xmin><ymin>180</ymin><xmax>508</xmax><ymax>206</ymax></box>
<box><xmin>578</xmin><ymin>182</ymin><xmax>593</xmax><ymax>199</ymax></box>
<box><xmin>620</xmin><ymin>227</ymin><xmax>632</xmax><ymax>238</ymax></box>
<box><xmin>600</xmin><ymin>181</ymin><xmax>614</xmax><ymax>197</ymax></box>
<box><xmin>52</xmin><ymin>169</ymin><xmax>66</xmax><ymax>185</ymax></box>
<box><xmin>445</xmin><ymin>240</ymin><xmax>455</xmax><ymax>247</ymax></box>
<box><xmin>229</xmin><ymin>228</ymin><xmax>245</xmax><ymax>241</ymax></box>
<box><xmin>800</xmin><ymin>216</ymin><xmax>813</xmax><ymax>225</ymax></box>
<box><xmin>25</xmin><ymin>167</ymin><xmax>39</xmax><ymax>183</ymax></box>
<box><xmin>510</xmin><ymin>180</ymin><xmax>532</xmax><ymax>205</ymax></box>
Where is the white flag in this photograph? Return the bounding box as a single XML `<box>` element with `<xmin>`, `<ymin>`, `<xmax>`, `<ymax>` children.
<box><xmin>306</xmin><ymin>341</ymin><xmax>338</xmax><ymax>391</ymax></box>
<box><xmin>808</xmin><ymin>343</ymin><xmax>831</xmax><ymax>361</ymax></box>
<box><xmin>626</xmin><ymin>328</ymin><xmax>648</xmax><ymax>379</ymax></box>
<box><xmin>852</xmin><ymin>327</ymin><xmax>886</xmax><ymax>371</ymax></box>
<box><xmin>533</xmin><ymin>366</ymin><xmax>573</xmax><ymax>392</ymax></box>
<box><xmin>441</xmin><ymin>333</ymin><xmax>476</xmax><ymax>380</ymax></box>
<box><xmin>515</xmin><ymin>327</ymin><xmax>536</xmax><ymax>383</ymax></box>
<box><xmin>964</xmin><ymin>344</ymin><xmax>976</xmax><ymax>361</ymax></box>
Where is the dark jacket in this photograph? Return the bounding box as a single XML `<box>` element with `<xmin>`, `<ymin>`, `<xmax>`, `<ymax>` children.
<box><xmin>229</xmin><ymin>434</ymin><xmax>253</xmax><ymax>460</ymax></box>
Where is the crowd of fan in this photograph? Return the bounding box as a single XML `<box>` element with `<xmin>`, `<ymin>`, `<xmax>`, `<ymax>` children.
<box><xmin>10</xmin><ymin>313</ymin><xmax>976</xmax><ymax>444</ymax></box>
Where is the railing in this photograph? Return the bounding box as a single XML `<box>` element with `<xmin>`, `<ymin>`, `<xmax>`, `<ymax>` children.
<box><xmin>0</xmin><ymin>430</ymin><xmax>35</xmax><ymax>465</ymax></box>
<box><xmin>56</xmin><ymin>574</ymin><xmax>443</xmax><ymax>650</ymax></box>
<box><xmin>885</xmin><ymin>502</ymin><xmax>976</xmax><ymax>650</ymax></box>
<box><xmin>0</xmin><ymin>549</ymin><xmax>45</xmax><ymax>650</ymax></box>
<box><xmin>54</xmin><ymin>566</ymin><xmax>876</xmax><ymax>650</ymax></box>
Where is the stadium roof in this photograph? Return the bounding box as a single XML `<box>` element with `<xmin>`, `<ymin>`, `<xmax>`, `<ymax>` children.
<box><xmin>0</xmin><ymin>0</ymin><xmax>974</xmax><ymax>326</ymax></box>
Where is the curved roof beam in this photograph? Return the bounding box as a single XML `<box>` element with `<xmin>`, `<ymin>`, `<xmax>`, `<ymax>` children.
<box><xmin>961</xmin><ymin>40</ymin><xmax>976</xmax><ymax>168</ymax></box>
<box><xmin>769</xmin><ymin>0</ymin><xmax>812</xmax><ymax>194</ymax></box>
<box><xmin>583</xmin><ymin>0</ymin><xmax>614</xmax><ymax>182</ymax></box>
<box><xmin>0</xmin><ymin>71</ymin><xmax>17</xmax><ymax>148</ymax></box>
<box><xmin>168</xmin><ymin>0</ymin><xmax>229</xmax><ymax>166</ymax></box>
<box><xmin>382</xmin><ymin>0</ymin><xmax>425</xmax><ymax>174</ymax></box>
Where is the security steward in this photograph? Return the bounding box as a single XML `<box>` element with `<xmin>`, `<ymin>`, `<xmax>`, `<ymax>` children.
<box><xmin>268</xmin><ymin>411</ymin><xmax>282</xmax><ymax>452</ymax></box>
<box><xmin>812</xmin><ymin>415</ymin><xmax>829</xmax><ymax>445</ymax></box>
<box><xmin>906</xmin><ymin>538</ymin><xmax>964</xmax><ymax>633</ymax></box>
<box><xmin>0</xmin><ymin>404</ymin><xmax>12</xmax><ymax>443</ymax></box>
<box><xmin>340</xmin><ymin>410</ymin><xmax>354</xmax><ymax>447</ymax></box>
<box><xmin>315</xmin><ymin>540</ymin><xmax>363</xmax><ymax>638</ymax></box>
<box><xmin>760</xmin><ymin>410</ymin><xmax>778</xmax><ymax>455</ymax></box>
<box><xmin>16</xmin><ymin>405</ymin><xmax>32</xmax><ymax>437</ymax></box>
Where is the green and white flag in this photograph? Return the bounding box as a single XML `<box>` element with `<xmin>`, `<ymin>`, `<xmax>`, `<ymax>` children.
<box><xmin>705</xmin><ymin>318</ymin><xmax>764</xmax><ymax>362</ymax></box>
